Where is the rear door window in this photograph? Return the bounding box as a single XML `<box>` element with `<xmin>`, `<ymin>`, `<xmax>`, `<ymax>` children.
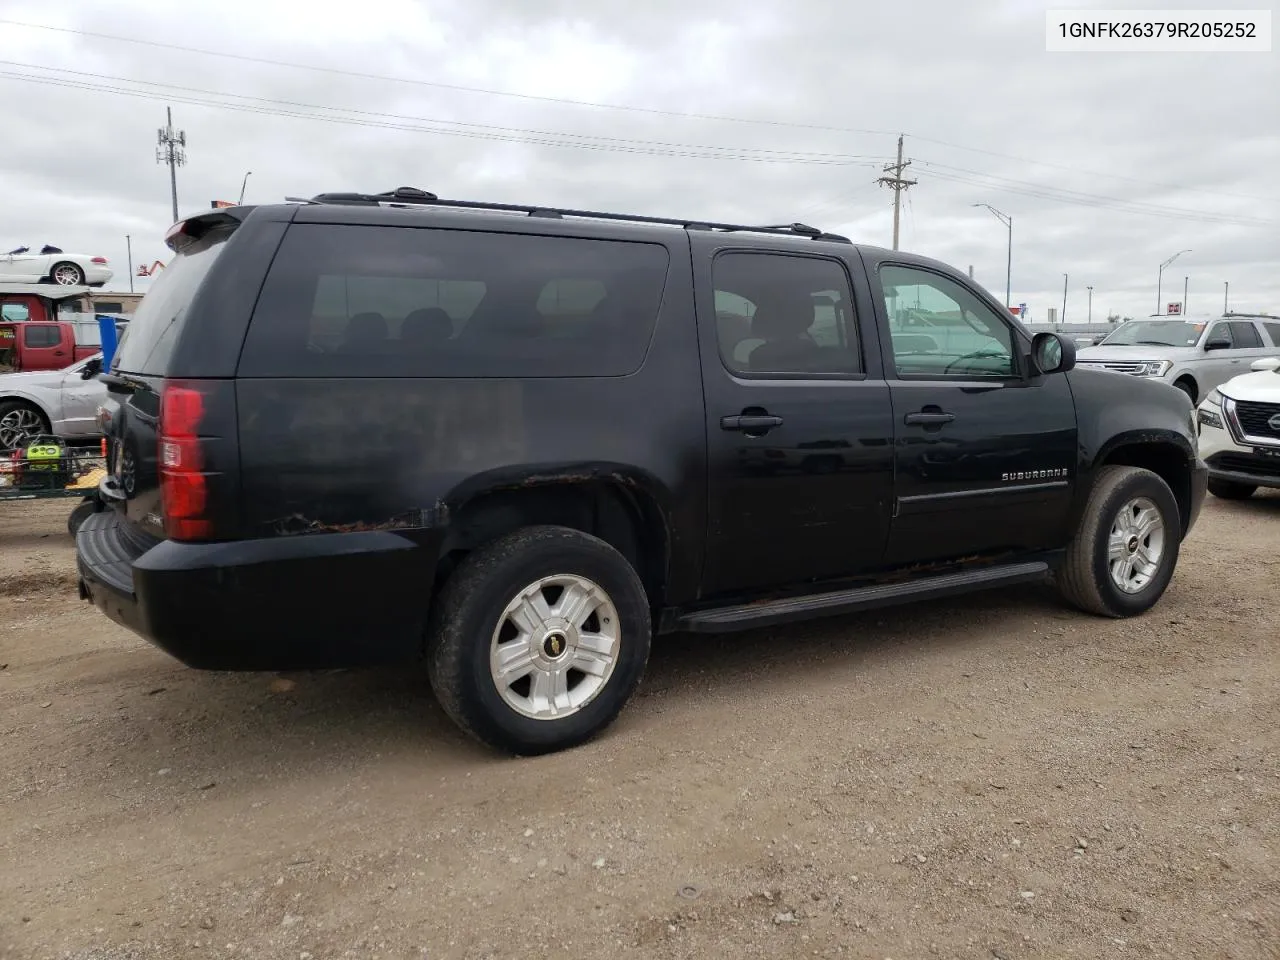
<box><xmin>1227</xmin><ymin>321</ymin><xmax>1263</xmax><ymax>348</ymax></box>
<box><xmin>23</xmin><ymin>325</ymin><xmax>61</xmax><ymax>348</ymax></box>
<box><xmin>1266</xmin><ymin>323</ymin><xmax>1280</xmax><ymax>347</ymax></box>
<box><xmin>237</xmin><ymin>224</ymin><xmax>671</xmax><ymax>378</ymax></box>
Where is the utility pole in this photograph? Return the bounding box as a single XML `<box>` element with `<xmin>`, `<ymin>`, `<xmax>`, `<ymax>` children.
<box><xmin>126</xmin><ymin>236</ymin><xmax>134</xmax><ymax>294</ymax></box>
<box><xmin>972</xmin><ymin>204</ymin><xmax>1012</xmax><ymax>308</ymax></box>
<box><xmin>1062</xmin><ymin>273</ymin><xmax>1068</xmax><ymax>324</ymax></box>
<box><xmin>877</xmin><ymin>134</ymin><xmax>916</xmax><ymax>251</ymax></box>
<box><xmin>1087</xmin><ymin>285</ymin><xmax>1093</xmax><ymax>323</ymax></box>
<box><xmin>156</xmin><ymin>106</ymin><xmax>187</xmax><ymax>224</ymax></box>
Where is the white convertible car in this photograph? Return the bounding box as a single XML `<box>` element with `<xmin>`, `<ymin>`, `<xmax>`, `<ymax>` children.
<box><xmin>1</xmin><ymin>244</ymin><xmax>113</xmax><ymax>287</ymax></box>
<box><xmin>1196</xmin><ymin>356</ymin><xmax>1280</xmax><ymax>500</ymax></box>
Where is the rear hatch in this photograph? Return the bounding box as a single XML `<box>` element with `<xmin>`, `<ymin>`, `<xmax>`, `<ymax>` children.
<box><xmin>99</xmin><ymin>214</ymin><xmax>244</xmax><ymax>548</ymax></box>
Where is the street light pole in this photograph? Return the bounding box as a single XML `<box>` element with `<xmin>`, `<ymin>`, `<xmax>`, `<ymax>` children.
<box><xmin>1087</xmin><ymin>285</ymin><xmax>1093</xmax><ymax>323</ymax></box>
<box><xmin>1157</xmin><ymin>249</ymin><xmax>1191</xmax><ymax>314</ymax></box>
<box><xmin>1062</xmin><ymin>273</ymin><xmax>1068</xmax><ymax>324</ymax></box>
<box><xmin>972</xmin><ymin>203</ymin><xmax>1012</xmax><ymax>309</ymax></box>
<box><xmin>1224</xmin><ymin>281</ymin><xmax>1229</xmax><ymax>313</ymax></box>
<box><xmin>238</xmin><ymin>171</ymin><xmax>252</xmax><ymax>206</ymax></box>
<box><xmin>1183</xmin><ymin>275</ymin><xmax>1188</xmax><ymax>315</ymax></box>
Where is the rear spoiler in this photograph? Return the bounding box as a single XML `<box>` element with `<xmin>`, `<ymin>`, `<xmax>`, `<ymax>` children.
<box><xmin>164</xmin><ymin>207</ymin><xmax>253</xmax><ymax>253</ymax></box>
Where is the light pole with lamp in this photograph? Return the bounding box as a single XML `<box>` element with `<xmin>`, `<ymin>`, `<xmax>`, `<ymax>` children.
<box><xmin>972</xmin><ymin>203</ymin><xmax>1012</xmax><ymax>310</ymax></box>
<box><xmin>1087</xmin><ymin>285</ymin><xmax>1093</xmax><ymax>323</ymax></box>
<box><xmin>1156</xmin><ymin>249</ymin><xmax>1191</xmax><ymax>314</ymax></box>
<box><xmin>1062</xmin><ymin>273</ymin><xmax>1068</xmax><ymax>324</ymax></box>
<box><xmin>238</xmin><ymin>171</ymin><xmax>252</xmax><ymax>206</ymax></box>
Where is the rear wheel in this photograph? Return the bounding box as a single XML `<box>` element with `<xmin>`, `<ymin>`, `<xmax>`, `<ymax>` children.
<box><xmin>1208</xmin><ymin>477</ymin><xmax>1257</xmax><ymax>500</ymax></box>
<box><xmin>49</xmin><ymin>262</ymin><xmax>86</xmax><ymax>286</ymax></box>
<box><xmin>0</xmin><ymin>401</ymin><xmax>51</xmax><ymax>449</ymax></box>
<box><xmin>1057</xmin><ymin>465</ymin><xmax>1181</xmax><ymax>618</ymax></box>
<box><xmin>426</xmin><ymin>525</ymin><xmax>651</xmax><ymax>755</ymax></box>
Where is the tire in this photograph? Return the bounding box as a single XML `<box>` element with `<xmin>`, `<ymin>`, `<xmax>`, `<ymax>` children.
<box><xmin>49</xmin><ymin>262</ymin><xmax>86</xmax><ymax>286</ymax></box>
<box><xmin>67</xmin><ymin>499</ymin><xmax>97</xmax><ymax>537</ymax></box>
<box><xmin>1172</xmin><ymin>378</ymin><xmax>1197</xmax><ymax>402</ymax></box>
<box><xmin>426</xmin><ymin>525</ymin><xmax>651</xmax><ymax>755</ymax></box>
<box><xmin>1208</xmin><ymin>477</ymin><xmax>1256</xmax><ymax>500</ymax></box>
<box><xmin>1057</xmin><ymin>465</ymin><xmax>1182</xmax><ymax>618</ymax></box>
<box><xmin>0</xmin><ymin>400</ymin><xmax>51</xmax><ymax>450</ymax></box>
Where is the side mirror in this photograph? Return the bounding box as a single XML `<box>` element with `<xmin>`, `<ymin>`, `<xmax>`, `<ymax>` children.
<box><xmin>1204</xmin><ymin>336</ymin><xmax>1231</xmax><ymax>351</ymax></box>
<box><xmin>80</xmin><ymin>359</ymin><xmax>101</xmax><ymax>379</ymax></box>
<box><xmin>1251</xmin><ymin>357</ymin><xmax>1280</xmax><ymax>372</ymax></box>
<box><xmin>1030</xmin><ymin>331</ymin><xmax>1075</xmax><ymax>375</ymax></box>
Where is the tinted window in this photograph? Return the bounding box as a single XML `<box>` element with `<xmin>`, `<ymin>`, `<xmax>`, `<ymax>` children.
<box><xmin>1228</xmin><ymin>321</ymin><xmax>1263</xmax><ymax>348</ymax></box>
<box><xmin>23</xmin><ymin>325</ymin><xmax>61</xmax><ymax>348</ymax></box>
<box><xmin>238</xmin><ymin>225</ymin><xmax>670</xmax><ymax>378</ymax></box>
<box><xmin>93</xmin><ymin>301</ymin><xmax>124</xmax><ymax>314</ymax></box>
<box><xmin>1265</xmin><ymin>322</ymin><xmax>1280</xmax><ymax>346</ymax></box>
<box><xmin>880</xmin><ymin>264</ymin><xmax>1016</xmax><ymax>378</ymax></box>
<box><xmin>712</xmin><ymin>253</ymin><xmax>860</xmax><ymax>376</ymax></box>
<box><xmin>1206</xmin><ymin>322</ymin><xmax>1233</xmax><ymax>347</ymax></box>
<box><xmin>1</xmin><ymin>303</ymin><xmax>29</xmax><ymax>321</ymax></box>
<box><xmin>112</xmin><ymin>230</ymin><xmax>228</xmax><ymax>374</ymax></box>
<box><xmin>1100</xmin><ymin>319</ymin><xmax>1205</xmax><ymax>347</ymax></box>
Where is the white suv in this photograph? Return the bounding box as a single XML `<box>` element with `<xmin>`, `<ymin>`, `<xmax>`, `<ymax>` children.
<box><xmin>1196</xmin><ymin>356</ymin><xmax>1280</xmax><ymax>500</ymax></box>
<box><xmin>1077</xmin><ymin>313</ymin><xmax>1280</xmax><ymax>403</ymax></box>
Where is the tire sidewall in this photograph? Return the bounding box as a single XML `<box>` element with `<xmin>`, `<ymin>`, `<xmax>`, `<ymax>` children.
<box><xmin>1089</xmin><ymin>471</ymin><xmax>1181</xmax><ymax>616</ymax></box>
<box><xmin>437</xmin><ymin>531</ymin><xmax>651</xmax><ymax>754</ymax></box>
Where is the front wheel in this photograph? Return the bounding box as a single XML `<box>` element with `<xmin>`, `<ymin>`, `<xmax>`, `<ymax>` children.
<box><xmin>1057</xmin><ymin>465</ymin><xmax>1182</xmax><ymax>618</ymax></box>
<box><xmin>426</xmin><ymin>526</ymin><xmax>651</xmax><ymax>755</ymax></box>
<box><xmin>1208</xmin><ymin>478</ymin><xmax>1256</xmax><ymax>500</ymax></box>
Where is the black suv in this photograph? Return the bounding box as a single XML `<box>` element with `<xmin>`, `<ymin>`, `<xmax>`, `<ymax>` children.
<box><xmin>77</xmin><ymin>188</ymin><xmax>1208</xmax><ymax>755</ymax></box>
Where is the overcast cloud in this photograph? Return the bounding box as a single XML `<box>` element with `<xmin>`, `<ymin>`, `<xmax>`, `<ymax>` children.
<box><xmin>0</xmin><ymin>0</ymin><xmax>1276</xmax><ymax>321</ymax></box>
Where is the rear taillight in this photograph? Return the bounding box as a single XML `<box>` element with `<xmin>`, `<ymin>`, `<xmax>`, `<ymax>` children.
<box><xmin>91</xmin><ymin>257</ymin><xmax>108</xmax><ymax>265</ymax></box>
<box><xmin>159</xmin><ymin>380</ymin><xmax>211</xmax><ymax>540</ymax></box>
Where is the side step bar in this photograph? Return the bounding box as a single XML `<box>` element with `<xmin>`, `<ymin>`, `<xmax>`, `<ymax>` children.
<box><xmin>676</xmin><ymin>561</ymin><xmax>1050</xmax><ymax>634</ymax></box>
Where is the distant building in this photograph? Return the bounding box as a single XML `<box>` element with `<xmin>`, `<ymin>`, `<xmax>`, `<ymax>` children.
<box><xmin>88</xmin><ymin>292</ymin><xmax>145</xmax><ymax>316</ymax></box>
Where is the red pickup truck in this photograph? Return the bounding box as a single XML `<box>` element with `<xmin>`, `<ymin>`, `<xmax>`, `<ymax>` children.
<box><xmin>0</xmin><ymin>285</ymin><xmax>106</xmax><ymax>372</ymax></box>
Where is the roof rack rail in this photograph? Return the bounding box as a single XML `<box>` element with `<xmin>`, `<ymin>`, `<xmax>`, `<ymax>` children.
<box><xmin>287</xmin><ymin>187</ymin><xmax>853</xmax><ymax>243</ymax></box>
<box><xmin>1224</xmin><ymin>310</ymin><xmax>1280</xmax><ymax>320</ymax></box>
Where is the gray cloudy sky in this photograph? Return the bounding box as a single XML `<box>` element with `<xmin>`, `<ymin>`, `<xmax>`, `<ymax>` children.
<box><xmin>1</xmin><ymin>0</ymin><xmax>1276</xmax><ymax>321</ymax></box>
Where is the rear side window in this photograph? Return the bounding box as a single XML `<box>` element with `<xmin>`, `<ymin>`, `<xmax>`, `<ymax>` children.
<box><xmin>238</xmin><ymin>224</ymin><xmax>671</xmax><ymax>378</ymax></box>
<box><xmin>23</xmin><ymin>325</ymin><xmax>61</xmax><ymax>348</ymax></box>
<box><xmin>1228</xmin><ymin>321</ymin><xmax>1263</xmax><ymax>348</ymax></box>
<box><xmin>1266</xmin><ymin>322</ymin><xmax>1280</xmax><ymax>346</ymax></box>
<box><xmin>112</xmin><ymin>231</ymin><xmax>228</xmax><ymax>374</ymax></box>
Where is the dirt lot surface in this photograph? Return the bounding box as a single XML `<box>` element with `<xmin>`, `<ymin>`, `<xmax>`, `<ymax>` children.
<box><xmin>1</xmin><ymin>497</ymin><xmax>1278</xmax><ymax>960</ymax></box>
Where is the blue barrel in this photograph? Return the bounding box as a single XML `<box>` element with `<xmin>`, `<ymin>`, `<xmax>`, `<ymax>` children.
<box><xmin>96</xmin><ymin>314</ymin><xmax>119</xmax><ymax>369</ymax></box>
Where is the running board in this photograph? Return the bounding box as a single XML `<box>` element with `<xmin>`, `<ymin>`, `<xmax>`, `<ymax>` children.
<box><xmin>676</xmin><ymin>561</ymin><xmax>1050</xmax><ymax>634</ymax></box>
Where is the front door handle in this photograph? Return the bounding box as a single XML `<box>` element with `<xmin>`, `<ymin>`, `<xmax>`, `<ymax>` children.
<box><xmin>721</xmin><ymin>414</ymin><xmax>784</xmax><ymax>433</ymax></box>
<box><xmin>904</xmin><ymin>410</ymin><xmax>955</xmax><ymax>426</ymax></box>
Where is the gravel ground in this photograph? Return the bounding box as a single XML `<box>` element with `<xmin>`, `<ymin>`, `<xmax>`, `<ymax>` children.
<box><xmin>1</xmin><ymin>496</ymin><xmax>1278</xmax><ymax>960</ymax></box>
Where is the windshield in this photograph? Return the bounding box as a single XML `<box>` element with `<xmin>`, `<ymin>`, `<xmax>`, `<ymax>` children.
<box><xmin>1099</xmin><ymin>319</ymin><xmax>1205</xmax><ymax>347</ymax></box>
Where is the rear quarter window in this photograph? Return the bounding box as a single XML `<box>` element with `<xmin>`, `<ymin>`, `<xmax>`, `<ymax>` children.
<box><xmin>236</xmin><ymin>224</ymin><xmax>671</xmax><ymax>378</ymax></box>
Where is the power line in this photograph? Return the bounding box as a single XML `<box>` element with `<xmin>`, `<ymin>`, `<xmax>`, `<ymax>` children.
<box><xmin>919</xmin><ymin>165</ymin><xmax>1274</xmax><ymax>228</ymax></box>
<box><xmin>0</xmin><ymin>66</ymin><xmax>891</xmax><ymax>167</ymax></box>
<box><xmin>3</xmin><ymin>16</ymin><xmax>1274</xmax><ymax>205</ymax></box>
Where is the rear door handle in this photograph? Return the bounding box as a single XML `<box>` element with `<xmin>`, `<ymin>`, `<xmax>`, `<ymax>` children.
<box><xmin>721</xmin><ymin>414</ymin><xmax>784</xmax><ymax>432</ymax></box>
<box><xmin>904</xmin><ymin>411</ymin><xmax>955</xmax><ymax>426</ymax></box>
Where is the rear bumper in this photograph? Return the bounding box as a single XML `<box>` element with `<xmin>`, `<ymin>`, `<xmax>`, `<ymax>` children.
<box><xmin>76</xmin><ymin>510</ymin><xmax>439</xmax><ymax>670</ymax></box>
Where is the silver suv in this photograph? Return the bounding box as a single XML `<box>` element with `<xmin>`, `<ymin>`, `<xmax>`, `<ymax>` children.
<box><xmin>1075</xmin><ymin>313</ymin><xmax>1280</xmax><ymax>402</ymax></box>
